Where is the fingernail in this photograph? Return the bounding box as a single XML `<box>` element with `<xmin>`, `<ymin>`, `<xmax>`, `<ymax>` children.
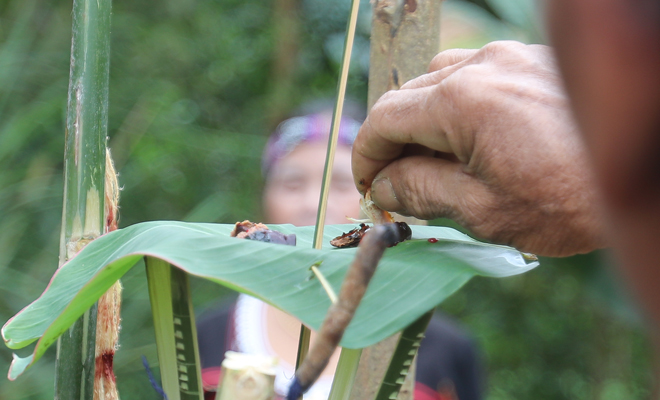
<box><xmin>371</xmin><ymin>177</ymin><xmax>402</xmax><ymax>211</ymax></box>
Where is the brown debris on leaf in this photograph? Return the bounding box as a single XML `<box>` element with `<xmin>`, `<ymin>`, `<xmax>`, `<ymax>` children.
<box><xmin>330</xmin><ymin>224</ymin><xmax>370</xmax><ymax>248</ymax></box>
<box><xmin>330</xmin><ymin>222</ymin><xmax>412</xmax><ymax>249</ymax></box>
<box><xmin>231</xmin><ymin>220</ymin><xmax>296</xmax><ymax>246</ymax></box>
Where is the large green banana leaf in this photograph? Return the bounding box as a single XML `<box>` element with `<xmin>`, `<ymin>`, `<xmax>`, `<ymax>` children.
<box><xmin>2</xmin><ymin>221</ymin><xmax>538</xmax><ymax>379</ymax></box>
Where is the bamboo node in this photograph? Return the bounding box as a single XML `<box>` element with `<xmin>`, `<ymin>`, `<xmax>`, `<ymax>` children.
<box><xmin>65</xmin><ymin>235</ymin><xmax>98</xmax><ymax>261</ymax></box>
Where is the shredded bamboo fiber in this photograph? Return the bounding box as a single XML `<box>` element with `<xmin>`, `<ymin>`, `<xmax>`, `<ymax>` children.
<box><xmin>94</xmin><ymin>148</ymin><xmax>122</xmax><ymax>400</ymax></box>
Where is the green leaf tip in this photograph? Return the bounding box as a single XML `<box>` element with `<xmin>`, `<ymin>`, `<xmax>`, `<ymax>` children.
<box><xmin>8</xmin><ymin>353</ymin><xmax>33</xmax><ymax>381</ymax></box>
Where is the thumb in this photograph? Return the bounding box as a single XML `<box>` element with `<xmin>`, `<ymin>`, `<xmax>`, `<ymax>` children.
<box><xmin>369</xmin><ymin>156</ymin><xmax>489</xmax><ymax>222</ymax></box>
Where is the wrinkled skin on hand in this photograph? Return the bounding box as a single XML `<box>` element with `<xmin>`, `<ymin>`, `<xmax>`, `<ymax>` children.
<box><xmin>352</xmin><ymin>41</ymin><xmax>607</xmax><ymax>257</ymax></box>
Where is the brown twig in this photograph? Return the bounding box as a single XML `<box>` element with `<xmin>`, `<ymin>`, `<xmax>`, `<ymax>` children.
<box><xmin>287</xmin><ymin>224</ymin><xmax>403</xmax><ymax>400</ymax></box>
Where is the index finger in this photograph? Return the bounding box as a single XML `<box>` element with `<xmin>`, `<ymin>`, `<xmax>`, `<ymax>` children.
<box><xmin>428</xmin><ymin>48</ymin><xmax>478</xmax><ymax>72</ymax></box>
<box><xmin>399</xmin><ymin>49</ymin><xmax>479</xmax><ymax>91</ymax></box>
<box><xmin>352</xmin><ymin>86</ymin><xmax>457</xmax><ymax>194</ymax></box>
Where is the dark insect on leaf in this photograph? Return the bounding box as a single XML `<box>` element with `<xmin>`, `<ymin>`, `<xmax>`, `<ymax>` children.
<box><xmin>330</xmin><ymin>222</ymin><xmax>412</xmax><ymax>248</ymax></box>
<box><xmin>330</xmin><ymin>223</ymin><xmax>370</xmax><ymax>248</ymax></box>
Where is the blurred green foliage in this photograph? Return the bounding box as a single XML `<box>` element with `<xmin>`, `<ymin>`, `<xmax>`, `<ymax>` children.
<box><xmin>0</xmin><ymin>0</ymin><xmax>653</xmax><ymax>399</ymax></box>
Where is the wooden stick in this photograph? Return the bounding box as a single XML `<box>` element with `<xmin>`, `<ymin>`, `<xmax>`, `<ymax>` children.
<box><xmin>288</xmin><ymin>225</ymin><xmax>403</xmax><ymax>400</ymax></box>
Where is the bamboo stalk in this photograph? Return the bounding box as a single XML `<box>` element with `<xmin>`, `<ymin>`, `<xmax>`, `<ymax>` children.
<box><xmin>55</xmin><ymin>0</ymin><xmax>112</xmax><ymax>398</ymax></box>
<box><xmin>264</xmin><ymin>0</ymin><xmax>301</xmax><ymax>126</ymax></box>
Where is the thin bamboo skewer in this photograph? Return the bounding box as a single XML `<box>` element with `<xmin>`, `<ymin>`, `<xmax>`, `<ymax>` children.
<box><xmin>294</xmin><ymin>0</ymin><xmax>363</xmax><ymax>379</ymax></box>
<box><xmin>310</xmin><ymin>0</ymin><xmax>362</xmax><ymax>250</ymax></box>
<box><xmin>310</xmin><ymin>264</ymin><xmax>338</xmax><ymax>304</ymax></box>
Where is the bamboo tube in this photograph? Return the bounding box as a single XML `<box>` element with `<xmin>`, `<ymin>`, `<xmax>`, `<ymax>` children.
<box><xmin>55</xmin><ymin>0</ymin><xmax>112</xmax><ymax>397</ymax></box>
<box><xmin>215</xmin><ymin>351</ymin><xmax>278</xmax><ymax>400</ymax></box>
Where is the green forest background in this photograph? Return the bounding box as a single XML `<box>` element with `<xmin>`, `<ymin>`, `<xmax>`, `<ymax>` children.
<box><xmin>0</xmin><ymin>0</ymin><xmax>653</xmax><ymax>398</ymax></box>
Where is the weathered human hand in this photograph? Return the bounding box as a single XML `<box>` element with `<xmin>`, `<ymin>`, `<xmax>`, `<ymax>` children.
<box><xmin>352</xmin><ymin>41</ymin><xmax>606</xmax><ymax>257</ymax></box>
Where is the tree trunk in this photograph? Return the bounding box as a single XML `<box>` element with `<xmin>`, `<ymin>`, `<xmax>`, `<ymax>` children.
<box><xmin>265</xmin><ymin>0</ymin><xmax>301</xmax><ymax>128</ymax></box>
<box><xmin>367</xmin><ymin>0</ymin><xmax>442</xmax><ymax>109</ymax></box>
<box><xmin>350</xmin><ymin>1</ymin><xmax>441</xmax><ymax>399</ymax></box>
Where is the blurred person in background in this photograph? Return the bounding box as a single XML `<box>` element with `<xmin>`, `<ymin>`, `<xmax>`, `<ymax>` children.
<box><xmin>197</xmin><ymin>106</ymin><xmax>484</xmax><ymax>400</ymax></box>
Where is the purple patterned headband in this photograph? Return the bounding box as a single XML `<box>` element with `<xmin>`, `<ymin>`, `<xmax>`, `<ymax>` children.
<box><xmin>262</xmin><ymin>112</ymin><xmax>362</xmax><ymax>175</ymax></box>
